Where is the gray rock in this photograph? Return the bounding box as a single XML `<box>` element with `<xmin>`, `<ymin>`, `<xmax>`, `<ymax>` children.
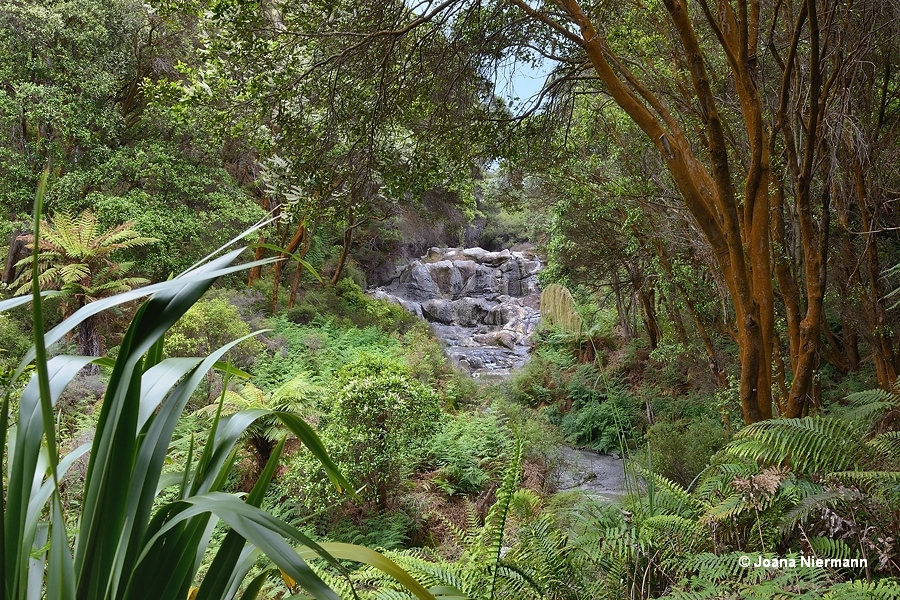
<box><xmin>396</xmin><ymin>262</ymin><xmax>439</xmax><ymax>301</ymax></box>
<box><xmin>421</xmin><ymin>299</ymin><xmax>453</xmax><ymax>324</ymax></box>
<box><xmin>370</xmin><ymin>245</ymin><xmax>543</xmax><ymax>376</ymax></box>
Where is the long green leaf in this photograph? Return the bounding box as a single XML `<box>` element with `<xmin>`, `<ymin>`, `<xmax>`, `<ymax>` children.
<box><xmin>6</xmin><ymin>356</ymin><xmax>94</xmax><ymax>598</ymax></box>
<box><xmin>295</xmin><ymin>543</ymin><xmax>438</xmax><ymax>600</ymax></box>
<box><xmin>75</xmin><ymin>251</ymin><xmax>246</xmax><ymax>598</ymax></box>
<box><xmin>252</xmin><ymin>243</ymin><xmax>322</xmax><ymax>283</ymax></box>
<box><xmin>194</xmin><ymin>438</ymin><xmax>288</xmax><ymax>600</ymax></box>
<box><xmin>117</xmin><ymin>334</ymin><xmax>265</xmax><ymax>595</ymax></box>
<box><xmin>0</xmin><ymin>290</ymin><xmax>62</xmax><ymax>312</ymax></box>
<box><xmin>138</xmin><ymin>493</ymin><xmax>342</xmax><ymax>600</ymax></box>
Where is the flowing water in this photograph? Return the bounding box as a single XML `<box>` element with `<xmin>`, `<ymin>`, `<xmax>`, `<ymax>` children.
<box><xmin>370</xmin><ymin>246</ymin><xmax>542</xmax><ymax>378</ymax></box>
<box><xmin>370</xmin><ymin>246</ymin><xmax>627</xmax><ymax>498</ymax></box>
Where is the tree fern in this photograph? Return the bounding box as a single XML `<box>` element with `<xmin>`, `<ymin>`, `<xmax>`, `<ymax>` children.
<box><xmin>194</xmin><ymin>372</ymin><xmax>324</xmax><ymax>482</ymax></box>
<box><xmin>11</xmin><ymin>209</ymin><xmax>157</xmax><ymax>362</ymax></box>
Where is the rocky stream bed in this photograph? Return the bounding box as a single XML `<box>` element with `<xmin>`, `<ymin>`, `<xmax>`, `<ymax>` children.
<box><xmin>369</xmin><ymin>246</ymin><xmax>627</xmax><ymax>498</ymax></box>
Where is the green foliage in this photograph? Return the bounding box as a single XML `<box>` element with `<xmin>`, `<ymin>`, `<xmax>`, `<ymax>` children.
<box><xmin>508</xmin><ymin>333</ymin><xmax>578</xmax><ymax>407</ymax></box>
<box><xmin>288</xmin><ymin>277</ymin><xmax>419</xmax><ymax>334</ymax></box>
<box><xmin>0</xmin><ymin>0</ymin><xmax>142</xmax><ymax>215</ymax></box>
<box><xmin>10</xmin><ymin>209</ymin><xmax>156</xmax><ymax>361</ymax></box>
<box><xmin>0</xmin><ymin>312</ymin><xmax>30</xmax><ymax>384</ymax></box>
<box><xmin>88</xmin><ymin>152</ymin><xmax>266</xmax><ymax>279</ymax></box>
<box><xmin>253</xmin><ymin>315</ymin><xmax>404</xmax><ymax>390</ymax></box>
<box><xmin>427</xmin><ymin>413</ymin><xmax>513</xmax><ymax>495</ymax></box>
<box><xmin>195</xmin><ymin>371</ymin><xmax>324</xmax><ymax>482</ymax></box>
<box><xmin>158</xmin><ymin>0</ymin><xmax>501</xmax><ymax>263</ymax></box>
<box><xmin>349</xmin><ymin>441</ymin><xmax>591</xmax><ymax>599</ymax></box>
<box><xmin>0</xmin><ymin>0</ymin><xmax>266</xmax><ymax>282</ymax></box>
<box><xmin>728</xmin><ymin>417</ymin><xmax>871</xmax><ymax>474</ymax></box>
<box><xmin>12</xmin><ymin>210</ymin><xmax>155</xmax><ymax>302</ymax></box>
<box><xmin>556</xmin><ymin>378</ymin><xmax>637</xmax><ymax>454</ymax></box>
<box><xmin>645</xmin><ymin>417</ymin><xmax>727</xmax><ymax>487</ymax></box>
<box><xmin>289</xmin><ymin>355</ymin><xmax>443</xmax><ymax>514</ymax></box>
<box><xmin>475</xmin><ymin>201</ymin><xmax>531</xmax><ymax>251</ymax></box>
<box><xmin>327</xmin><ymin>511</ymin><xmax>417</xmax><ymax>551</ymax></box>
<box><xmin>165</xmin><ymin>297</ymin><xmax>265</xmax><ymax>370</ymax></box>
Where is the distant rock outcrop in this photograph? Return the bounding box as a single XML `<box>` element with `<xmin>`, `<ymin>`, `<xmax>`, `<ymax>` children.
<box><xmin>370</xmin><ymin>247</ymin><xmax>542</xmax><ymax>376</ymax></box>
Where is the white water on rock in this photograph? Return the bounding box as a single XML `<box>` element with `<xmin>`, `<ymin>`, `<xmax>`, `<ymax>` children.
<box><xmin>369</xmin><ymin>246</ymin><xmax>543</xmax><ymax>377</ymax></box>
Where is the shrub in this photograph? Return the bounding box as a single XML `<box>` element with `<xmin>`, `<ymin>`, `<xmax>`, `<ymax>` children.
<box><xmin>327</xmin><ymin>511</ymin><xmax>417</xmax><ymax>551</ymax></box>
<box><xmin>287</xmin><ymin>302</ymin><xmax>318</xmax><ymax>324</ymax></box>
<box><xmin>557</xmin><ymin>379</ymin><xmax>638</xmax><ymax>454</ymax></box>
<box><xmin>644</xmin><ymin>417</ymin><xmax>727</xmax><ymax>487</ymax></box>
<box><xmin>253</xmin><ymin>316</ymin><xmax>404</xmax><ymax>390</ymax></box>
<box><xmin>0</xmin><ymin>311</ymin><xmax>30</xmax><ymax>383</ymax></box>
<box><xmin>295</xmin><ymin>355</ymin><xmax>443</xmax><ymax>513</ymax></box>
<box><xmin>286</xmin><ymin>278</ymin><xmax>418</xmax><ymax>334</ymax></box>
<box><xmin>165</xmin><ymin>296</ymin><xmax>265</xmax><ymax>369</ymax></box>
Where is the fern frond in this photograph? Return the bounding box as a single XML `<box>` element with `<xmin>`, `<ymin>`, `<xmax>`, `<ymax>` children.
<box><xmin>727</xmin><ymin>417</ymin><xmax>867</xmax><ymax>473</ymax></box>
<box><xmin>634</xmin><ymin>465</ymin><xmax>699</xmax><ymax>517</ymax></box>
<box><xmin>826</xmin><ymin>471</ymin><xmax>900</xmax><ymax>505</ymax></box>
<box><xmin>778</xmin><ymin>484</ymin><xmax>833</xmax><ymax>534</ymax></box>
<box><xmin>827</xmin><ymin>470</ymin><xmax>900</xmax><ymax>486</ymax></box>
<box><xmin>821</xmin><ymin>578</ymin><xmax>900</xmax><ymax>599</ymax></box>
<box><xmin>702</xmin><ymin>492</ymin><xmax>752</xmax><ymax>524</ymax></box>
<box><xmin>807</xmin><ymin>536</ymin><xmax>855</xmax><ymax>560</ymax></box>
<box><xmin>870</xmin><ymin>431</ymin><xmax>900</xmax><ymax>460</ymax></box>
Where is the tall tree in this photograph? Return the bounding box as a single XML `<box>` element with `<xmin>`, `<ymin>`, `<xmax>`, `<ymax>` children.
<box><xmin>496</xmin><ymin>0</ymin><xmax>895</xmax><ymax>421</ymax></box>
<box><xmin>158</xmin><ymin>0</ymin><xmax>503</xmax><ymax>298</ymax></box>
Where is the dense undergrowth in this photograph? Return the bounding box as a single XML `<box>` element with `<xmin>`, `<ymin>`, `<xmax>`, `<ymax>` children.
<box><xmin>3</xmin><ymin>255</ymin><xmax>900</xmax><ymax>598</ymax></box>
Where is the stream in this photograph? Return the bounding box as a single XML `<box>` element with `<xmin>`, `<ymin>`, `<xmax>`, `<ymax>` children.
<box><xmin>370</xmin><ymin>246</ymin><xmax>628</xmax><ymax>499</ymax></box>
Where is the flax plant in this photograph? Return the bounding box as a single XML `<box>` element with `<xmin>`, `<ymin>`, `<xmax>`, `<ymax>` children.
<box><xmin>0</xmin><ymin>173</ymin><xmax>437</xmax><ymax>600</ymax></box>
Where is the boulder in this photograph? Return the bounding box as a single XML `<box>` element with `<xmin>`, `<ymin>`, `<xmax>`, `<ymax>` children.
<box><xmin>426</xmin><ymin>260</ymin><xmax>464</xmax><ymax>298</ymax></box>
<box><xmin>421</xmin><ymin>299</ymin><xmax>453</xmax><ymax>324</ymax></box>
<box><xmin>396</xmin><ymin>262</ymin><xmax>439</xmax><ymax>301</ymax></box>
<box><xmin>449</xmin><ymin>297</ymin><xmax>491</xmax><ymax>327</ymax></box>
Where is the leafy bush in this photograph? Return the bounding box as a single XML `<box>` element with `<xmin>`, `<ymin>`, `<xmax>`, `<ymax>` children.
<box><xmin>427</xmin><ymin>413</ymin><xmax>513</xmax><ymax>495</ymax></box>
<box><xmin>291</xmin><ymin>355</ymin><xmax>443</xmax><ymax>513</ymax></box>
<box><xmin>287</xmin><ymin>278</ymin><xmax>418</xmax><ymax>334</ymax></box>
<box><xmin>644</xmin><ymin>417</ymin><xmax>727</xmax><ymax>487</ymax></box>
<box><xmin>556</xmin><ymin>379</ymin><xmax>638</xmax><ymax>454</ymax></box>
<box><xmin>252</xmin><ymin>316</ymin><xmax>403</xmax><ymax>389</ymax></box>
<box><xmin>165</xmin><ymin>296</ymin><xmax>266</xmax><ymax>369</ymax></box>
<box><xmin>507</xmin><ymin>336</ymin><xmax>577</xmax><ymax>407</ymax></box>
<box><xmin>0</xmin><ymin>311</ymin><xmax>30</xmax><ymax>382</ymax></box>
<box><xmin>400</xmin><ymin>320</ymin><xmax>456</xmax><ymax>390</ymax></box>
